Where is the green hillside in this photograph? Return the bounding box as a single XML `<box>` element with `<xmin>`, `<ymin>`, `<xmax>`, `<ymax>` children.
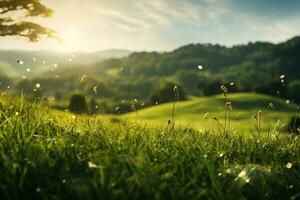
<box><xmin>0</xmin><ymin>94</ymin><xmax>300</xmax><ymax>199</ymax></box>
<box><xmin>3</xmin><ymin>36</ymin><xmax>300</xmax><ymax>114</ymax></box>
<box><xmin>123</xmin><ymin>93</ymin><xmax>299</xmax><ymax>132</ymax></box>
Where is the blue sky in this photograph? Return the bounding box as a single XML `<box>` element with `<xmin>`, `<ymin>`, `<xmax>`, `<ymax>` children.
<box><xmin>0</xmin><ymin>0</ymin><xmax>300</xmax><ymax>52</ymax></box>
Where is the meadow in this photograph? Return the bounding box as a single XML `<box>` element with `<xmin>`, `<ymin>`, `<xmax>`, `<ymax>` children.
<box><xmin>0</xmin><ymin>93</ymin><xmax>299</xmax><ymax>200</ymax></box>
<box><xmin>123</xmin><ymin>93</ymin><xmax>299</xmax><ymax>133</ymax></box>
<box><xmin>1</xmin><ymin>1</ymin><xmax>300</xmax><ymax>199</ymax></box>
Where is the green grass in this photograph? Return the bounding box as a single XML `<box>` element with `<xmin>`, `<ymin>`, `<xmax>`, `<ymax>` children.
<box><xmin>0</xmin><ymin>94</ymin><xmax>300</xmax><ymax>199</ymax></box>
<box><xmin>123</xmin><ymin>93</ymin><xmax>299</xmax><ymax>133</ymax></box>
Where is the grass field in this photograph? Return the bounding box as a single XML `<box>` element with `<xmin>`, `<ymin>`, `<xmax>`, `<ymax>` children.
<box><xmin>0</xmin><ymin>93</ymin><xmax>300</xmax><ymax>199</ymax></box>
<box><xmin>123</xmin><ymin>93</ymin><xmax>299</xmax><ymax>133</ymax></box>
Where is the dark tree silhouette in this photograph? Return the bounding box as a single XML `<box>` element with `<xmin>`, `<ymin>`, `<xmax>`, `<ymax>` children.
<box><xmin>69</xmin><ymin>94</ymin><xmax>88</xmax><ymax>114</ymax></box>
<box><xmin>288</xmin><ymin>80</ymin><xmax>300</xmax><ymax>103</ymax></box>
<box><xmin>0</xmin><ymin>0</ymin><xmax>56</xmax><ymax>41</ymax></box>
<box><xmin>150</xmin><ymin>82</ymin><xmax>186</xmax><ymax>105</ymax></box>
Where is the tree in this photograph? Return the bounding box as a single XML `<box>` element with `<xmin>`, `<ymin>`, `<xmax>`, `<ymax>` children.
<box><xmin>150</xmin><ymin>82</ymin><xmax>186</xmax><ymax>105</ymax></box>
<box><xmin>69</xmin><ymin>94</ymin><xmax>88</xmax><ymax>114</ymax></box>
<box><xmin>201</xmin><ymin>80</ymin><xmax>221</xmax><ymax>96</ymax></box>
<box><xmin>175</xmin><ymin>70</ymin><xmax>203</xmax><ymax>95</ymax></box>
<box><xmin>0</xmin><ymin>0</ymin><xmax>56</xmax><ymax>41</ymax></box>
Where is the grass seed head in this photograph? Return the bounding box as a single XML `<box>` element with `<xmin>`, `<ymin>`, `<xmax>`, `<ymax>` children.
<box><xmin>225</xmin><ymin>101</ymin><xmax>233</xmax><ymax>110</ymax></box>
<box><xmin>93</xmin><ymin>86</ymin><xmax>97</xmax><ymax>95</ymax></box>
<box><xmin>80</xmin><ymin>75</ymin><xmax>88</xmax><ymax>84</ymax></box>
<box><xmin>221</xmin><ymin>85</ymin><xmax>228</xmax><ymax>94</ymax></box>
<box><xmin>131</xmin><ymin>105</ymin><xmax>136</xmax><ymax>111</ymax></box>
<box><xmin>258</xmin><ymin>110</ymin><xmax>262</xmax><ymax>120</ymax></box>
<box><xmin>204</xmin><ymin>112</ymin><xmax>209</xmax><ymax>119</ymax></box>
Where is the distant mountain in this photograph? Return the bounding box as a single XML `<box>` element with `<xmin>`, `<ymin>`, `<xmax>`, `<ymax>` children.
<box><xmin>0</xmin><ymin>49</ymin><xmax>131</xmax><ymax>77</ymax></box>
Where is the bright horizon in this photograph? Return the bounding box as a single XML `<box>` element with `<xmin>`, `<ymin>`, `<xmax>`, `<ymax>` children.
<box><xmin>0</xmin><ymin>0</ymin><xmax>299</xmax><ymax>52</ymax></box>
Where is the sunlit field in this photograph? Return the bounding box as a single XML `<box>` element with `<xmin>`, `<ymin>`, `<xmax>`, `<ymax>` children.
<box><xmin>0</xmin><ymin>95</ymin><xmax>300</xmax><ymax>200</ymax></box>
<box><xmin>1</xmin><ymin>0</ymin><xmax>300</xmax><ymax>200</ymax></box>
<box><xmin>123</xmin><ymin>93</ymin><xmax>299</xmax><ymax>132</ymax></box>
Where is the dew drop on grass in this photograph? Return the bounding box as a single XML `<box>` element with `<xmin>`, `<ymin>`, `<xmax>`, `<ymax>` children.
<box><xmin>286</xmin><ymin>162</ymin><xmax>292</xmax><ymax>169</ymax></box>
<box><xmin>15</xmin><ymin>112</ymin><xmax>19</xmax><ymax>116</ymax></box>
<box><xmin>286</xmin><ymin>99</ymin><xmax>290</xmax><ymax>104</ymax></box>
<box><xmin>35</xmin><ymin>83</ymin><xmax>41</xmax><ymax>89</ymax></box>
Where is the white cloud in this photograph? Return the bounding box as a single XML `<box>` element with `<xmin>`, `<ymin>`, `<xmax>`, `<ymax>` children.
<box><xmin>0</xmin><ymin>0</ymin><xmax>299</xmax><ymax>52</ymax></box>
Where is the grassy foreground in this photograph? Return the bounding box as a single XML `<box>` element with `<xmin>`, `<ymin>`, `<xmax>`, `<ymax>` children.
<box><xmin>0</xmin><ymin>95</ymin><xmax>300</xmax><ymax>199</ymax></box>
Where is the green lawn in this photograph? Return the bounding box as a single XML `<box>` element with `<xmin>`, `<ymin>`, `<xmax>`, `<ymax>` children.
<box><xmin>122</xmin><ymin>93</ymin><xmax>299</xmax><ymax>133</ymax></box>
<box><xmin>0</xmin><ymin>94</ymin><xmax>300</xmax><ymax>199</ymax></box>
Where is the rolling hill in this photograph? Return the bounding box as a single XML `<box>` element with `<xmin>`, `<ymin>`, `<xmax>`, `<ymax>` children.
<box><xmin>122</xmin><ymin>93</ymin><xmax>299</xmax><ymax>132</ymax></box>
